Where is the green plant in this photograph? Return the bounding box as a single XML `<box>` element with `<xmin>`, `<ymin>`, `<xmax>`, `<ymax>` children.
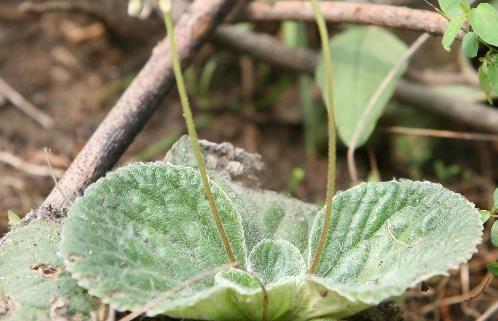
<box><xmin>0</xmin><ymin>1</ymin><xmax>487</xmax><ymax>321</ymax></box>
<box><xmin>482</xmin><ymin>188</ymin><xmax>498</xmax><ymax>276</ymax></box>
<box><xmin>438</xmin><ymin>0</ymin><xmax>498</xmax><ymax>101</ymax></box>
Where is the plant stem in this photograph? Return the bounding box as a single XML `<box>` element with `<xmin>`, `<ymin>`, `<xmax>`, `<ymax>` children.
<box><xmin>309</xmin><ymin>0</ymin><xmax>337</xmax><ymax>275</ymax></box>
<box><xmin>163</xmin><ymin>11</ymin><xmax>237</xmax><ymax>265</ymax></box>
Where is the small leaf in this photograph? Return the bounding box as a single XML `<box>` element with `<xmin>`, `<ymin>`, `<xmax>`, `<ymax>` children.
<box><xmin>478</xmin><ymin>62</ymin><xmax>493</xmax><ymax>101</ymax></box>
<box><xmin>493</xmin><ymin>187</ymin><xmax>498</xmax><ymax>212</ymax></box>
<box><xmin>491</xmin><ymin>221</ymin><xmax>498</xmax><ymax>247</ymax></box>
<box><xmin>488</xmin><ymin>54</ymin><xmax>498</xmax><ymax>96</ymax></box>
<box><xmin>487</xmin><ymin>262</ymin><xmax>498</xmax><ymax>276</ymax></box>
<box><xmin>438</xmin><ymin>0</ymin><xmax>469</xmax><ymax>18</ymax></box>
<box><xmin>316</xmin><ymin>26</ymin><xmax>408</xmax><ymax>147</ymax></box>
<box><xmin>469</xmin><ymin>3</ymin><xmax>498</xmax><ymax>46</ymax></box>
<box><xmin>7</xmin><ymin>210</ymin><xmax>21</xmax><ymax>226</ymax></box>
<box><xmin>442</xmin><ymin>14</ymin><xmax>466</xmax><ymax>51</ymax></box>
<box><xmin>248</xmin><ymin>239</ymin><xmax>305</xmax><ymax>285</ymax></box>
<box><xmin>480</xmin><ymin>210</ymin><xmax>491</xmax><ymax>223</ymax></box>
<box><xmin>461</xmin><ymin>32</ymin><xmax>479</xmax><ymax>57</ymax></box>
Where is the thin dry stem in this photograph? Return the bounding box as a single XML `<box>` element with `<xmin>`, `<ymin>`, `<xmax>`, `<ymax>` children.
<box><xmin>0</xmin><ymin>150</ymin><xmax>63</xmax><ymax>177</ymax></box>
<box><xmin>0</xmin><ymin>75</ymin><xmax>54</xmax><ymax>128</ymax></box>
<box><xmin>347</xmin><ymin>32</ymin><xmax>430</xmax><ymax>185</ymax></box>
<box><xmin>382</xmin><ymin>127</ymin><xmax>498</xmax><ymax>142</ymax></box>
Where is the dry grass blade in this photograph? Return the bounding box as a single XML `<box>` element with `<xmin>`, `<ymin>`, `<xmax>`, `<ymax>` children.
<box><xmin>347</xmin><ymin>33</ymin><xmax>430</xmax><ymax>184</ymax></box>
<box><xmin>0</xmin><ymin>76</ymin><xmax>54</xmax><ymax>128</ymax></box>
<box><xmin>0</xmin><ymin>150</ymin><xmax>63</xmax><ymax>177</ymax></box>
<box><xmin>382</xmin><ymin>127</ymin><xmax>498</xmax><ymax>142</ymax></box>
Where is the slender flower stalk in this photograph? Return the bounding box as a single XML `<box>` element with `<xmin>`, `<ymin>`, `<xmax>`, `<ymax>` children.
<box><xmin>162</xmin><ymin>5</ymin><xmax>237</xmax><ymax>265</ymax></box>
<box><xmin>309</xmin><ymin>0</ymin><xmax>337</xmax><ymax>274</ymax></box>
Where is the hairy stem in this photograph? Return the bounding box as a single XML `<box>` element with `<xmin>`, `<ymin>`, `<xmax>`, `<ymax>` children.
<box><xmin>309</xmin><ymin>0</ymin><xmax>337</xmax><ymax>274</ymax></box>
<box><xmin>163</xmin><ymin>11</ymin><xmax>237</xmax><ymax>265</ymax></box>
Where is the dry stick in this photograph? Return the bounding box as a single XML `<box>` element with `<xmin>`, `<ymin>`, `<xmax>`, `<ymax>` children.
<box><xmin>308</xmin><ymin>0</ymin><xmax>337</xmax><ymax>275</ymax></box>
<box><xmin>117</xmin><ymin>264</ymin><xmax>233</xmax><ymax>321</ymax></box>
<box><xmin>347</xmin><ymin>33</ymin><xmax>430</xmax><ymax>185</ymax></box>
<box><xmin>0</xmin><ymin>150</ymin><xmax>63</xmax><ymax>177</ymax></box>
<box><xmin>211</xmin><ymin>26</ymin><xmax>498</xmax><ymax>135</ymax></box>
<box><xmin>382</xmin><ymin>127</ymin><xmax>498</xmax><ymax>142</ymax></box>
<box><xmin>238</xmin><ymin>1</ymin><xmax>450</xmax><ymax>36</ymax></box>
<box><xmin>163</xmin><ymin>8</ymin><xmax>236</xmax><ymax>265</ymax></box>
<box><xmin>476</xmin><ymin>301</ymin><xmax>498</xmax><ymax>321</ymax></box>
<box><xmin>0</xmin><ymin>76</ymin><xmax>54</xmax><ymax>128</ymax></box>
<box><xmin>41</xmin><ymin>0</ymin><xmax>237</xmax><ymax>210</ymax></box>
<box><xmin>395</xmin><ymin>80</ymin><xmax>498</xmax><ymax>134</ymax></box>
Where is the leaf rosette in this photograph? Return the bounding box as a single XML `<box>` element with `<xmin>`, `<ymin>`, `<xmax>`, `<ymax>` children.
<box><xmin>60</xmin><ymin>162</ymin><xmax>482</xmax><ymax>321</ymax></box>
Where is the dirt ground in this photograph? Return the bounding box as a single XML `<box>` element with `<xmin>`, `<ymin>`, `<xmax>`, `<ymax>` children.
<box><xmin>1</xmin><ymin>1</ymin><xmax>498</xmax><ymax>321</ymax></box>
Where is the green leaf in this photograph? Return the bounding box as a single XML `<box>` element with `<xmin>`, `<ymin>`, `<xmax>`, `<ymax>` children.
<box><xmin>248</xmin><ymin>240</ymin><xmax>305</xmax><ymax>285</ymax></box>
<box><xmin>493</xmin><ymin>187</ymin><xmax>498</xmax><ymax>212</ymax></box>
<box><xmin>316</xmin><ymin>26</ymin><xmax>408</xmax><ymax>147</ymax></box>
<box><xmin>443</xmin><ymin>14</ymin><xmax>466</xmax><ymax>51</ymax></box>
<box><xmin>308</xmin><ymin>180</ymin><xmax>482</xmax><ymax>307</ymax></box>
<box><xmin>7</xmin><ymin>210</ymin><xmax>21</xmax><ymax>226</ymax></box>
<box><xmin>61</xmin><ymin>162</ymin><xmax>247</xmax><ymax>312</ymax></box>
<box><xmin>480</xmin><ymin>210</ymin><xmax>491</xmax><ymax>223</ymax></box>
<box><xmin>221</xmin><ymin>179</ymin><xmax>319</xmax><ymax>254</ymax></box>
<box><xmin>488</xmin><ymin>54</ymin><xmax>498</xmax><ymax>97</ymax></box>
<box><xmin>478</xmin><ymin>62</ymin><xmax>493</xmax><ymax>101</ymax></box>
<box><xmin>439</xmin><ymin>0</ymin><xmax>470</xmax><ymax>18</ymax></box>
<box><xmin>491</xmin><ymin>221</ymin><xmax>498</xmax><ymax>247</ymax></box>
<box><xmin>461</xmin><ymin>32</ymin><xmax>479</xmax><ymax>57</ymax></box>
<box><xmin>487</xmin><ymin>262</ymin><xmax>498</xmax><ymax>276</ymax></box>
<box><xmin>469</xmin><ymin>3</ymin><xmax>498</xmax><ymax>46</ymax></box>
<box><xmin>0</xmin><ymin>220</ymin><xmax>102</xmax><ymax>321</ymax></box>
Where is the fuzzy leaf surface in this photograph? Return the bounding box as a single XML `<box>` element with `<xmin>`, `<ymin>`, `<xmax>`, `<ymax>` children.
<box><xmin>307</xmin><ymin>180</ymin><xmax>482</xmax><ymax>307</ymax></box>
<box><xmin>0</xmin><ymin>220</ymin><xmax>101</xmax><ymax>321</ymax></box>
<box><xmin>316</xmin><ymin>26</ymin><xmax>408</xmax><ymax>147</ymax></box>
<box><xmin>61</xmin><ymin>162</ymin><xmax>247</xmax><ymax>311</ymax></box>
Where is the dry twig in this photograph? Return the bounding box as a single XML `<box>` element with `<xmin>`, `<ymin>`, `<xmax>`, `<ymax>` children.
<box><xmin>0</xmin><ymin>76</ymin><xmax>54</xmax><ymax>128</ymax></box>
<box><xmin>238</xmin><ymin>1</ymin><xmax>449</xmax><ymax>36</ymax></box>
<box><xmin>211</xmin><ymin>27</ymin><xmax>498</xmax><ymax>135</ymax></box>
<box><xmin>382</xmin><ymin>127</ymin><xmax>498</xmax><ymax>142</ymax></box>
<box><xmin>0</xmin><ymin>150</ymin><xmax>63</xmax><ymax>177</ymax></box>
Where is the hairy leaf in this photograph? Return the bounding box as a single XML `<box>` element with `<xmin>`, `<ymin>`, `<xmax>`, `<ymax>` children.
<box><xmin>61</xmin><ymin>162</ymin><xmax>247</xmax><ymax>311</ymax></box>
<box><xmin>443</xmin><ymin>14</ymin><xmax>466</xmax><ymax>51</ymax></box>
<box><xmin>438</xmin><ymin>0</ymin><xmax>469</xmax><ymax>18</ymax></box>
<box><xmin>461</xmin><ymin>32</ymin><xmax>479</xmax><ymax>58</ymax></box>
<box><xmin>248</xmin><ymin>240</ymin><xmax>306</xmax><ymax>285</ymax></box>
<box><xmin>307</xmin><ymin>180</ymin><xmax>482</xmax><ymax>308</ymax></box>
<box><xmin>0</xmin><ymin>220</ymin><xmax>102</xmax><ymax>321</ymax></box>
<box><xmin>316</xmin><ymin>26</ymin><xmax>408</xmax><ymax>147</ymax></box>
<box><xmin>469</xmin><ymin>3</ymin><xmax>498</xmax><ymax>46</ymax></box>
